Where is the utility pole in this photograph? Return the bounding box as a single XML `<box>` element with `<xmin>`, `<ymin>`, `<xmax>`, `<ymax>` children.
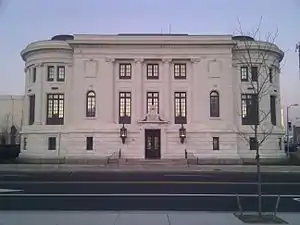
<box><xmin>296</xmin><ymin>42</ymin><xmax>300</xmax><ymax>80</ymax></box>
<box><xmin>168</xmin><ymin>24</ymin><xmax>172</xmax><ymax>34</ymax></box>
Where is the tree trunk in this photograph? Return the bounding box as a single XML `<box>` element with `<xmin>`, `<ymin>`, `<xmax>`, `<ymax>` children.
<box><xmin>255</xmin><ymin>122</ymin><xmax>262</xmax><ymax>217</ymax></box>
<box><xmin>256</xmin><ymin>150</ymin><xmax>262</xmax><ymax>217</ymax></box>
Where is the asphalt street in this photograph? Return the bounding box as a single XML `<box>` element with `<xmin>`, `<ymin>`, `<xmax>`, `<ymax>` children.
<box><xmin>1</xmin><ymin>171</ymin><xmax>300</xmax><ymax>212</ymax></box>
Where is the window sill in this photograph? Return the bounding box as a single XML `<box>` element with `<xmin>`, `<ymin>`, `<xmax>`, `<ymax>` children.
<box><xmin>48</xmin><ymin>81</ymin><xmax>65</xmax><ymax>84</ymax></box>
<box><xmin>85</xmin><ymin>117</ymin><xmax>97</xmax><ymax>120</ymax></box>
<box><xmin>209</xmin><ymin>117</ymin><xmax>221</xmax><ymax>120</ymax></box>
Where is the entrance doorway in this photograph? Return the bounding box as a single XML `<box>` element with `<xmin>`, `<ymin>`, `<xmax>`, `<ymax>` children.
<box><xmin>145</xmin><ymin>129</ymin><xmax>161</xmax><ymax>159</ymax></box>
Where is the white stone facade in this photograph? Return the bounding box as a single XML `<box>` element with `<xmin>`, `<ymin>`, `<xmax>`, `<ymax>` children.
<box><xmin>18</xmin><ymin>34</ymin><xmax>286</xmax><ymax>160</ymax></box>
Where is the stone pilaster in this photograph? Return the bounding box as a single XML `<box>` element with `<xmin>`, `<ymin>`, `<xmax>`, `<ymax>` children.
<box><xmin>105</xmin><ymin>57</ymin><xmax>116</xmax><ymax>122</ymax></box>
<box><xmin>134</xmin><ymin>58</ymin><xmax>144</xmax><ymax>121</ymax></box>
<box><xmin>64</xmin><ymin>64</ymin><xmax>73</xmax><ymax>126</ymax></box>
<box><xmin>191</xmin><ymin>58</ymin><xmax>201</xmax><ymax>122</ymax></box>
<box><xmin>34</xmin><ymin>63</ymin><xmax>44</xmax><ymax>125</ymax></box>
<box><xmin>162</xmin><ymin>58</ymin><xmax>172</xmax><ymax>121</ymax></box>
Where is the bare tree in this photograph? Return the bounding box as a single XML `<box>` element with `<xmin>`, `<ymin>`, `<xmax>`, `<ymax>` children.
<box><xmin>233</xmin><ymin>18</ymin><xmax>284</xmax><ymax>217</ymax></box>
<box><xmin>0</xmin><ymin>113</ymin><xmax>10</xmax><ymax>144</ymax></box>
<box><xmin>0</xmin><ymin>112</ymin><xmax>20</xmax><ymax>145</ymax></box>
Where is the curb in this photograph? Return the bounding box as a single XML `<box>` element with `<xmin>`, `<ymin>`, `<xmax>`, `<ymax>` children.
<box><xmin>1</xmin><ymin>166</ymin><xmax>300</xmax><ymax>174</ymax></box>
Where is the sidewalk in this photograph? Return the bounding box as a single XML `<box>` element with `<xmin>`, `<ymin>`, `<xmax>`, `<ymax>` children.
<box><xmin>1</xmin><ymin>163</ymin><xmax>300</xmax><ymax>173</ymax></box>
<box><xmin>0</xmin><ymin>211</ymin><xmax>299</xmax><ymax>225</ymax></box>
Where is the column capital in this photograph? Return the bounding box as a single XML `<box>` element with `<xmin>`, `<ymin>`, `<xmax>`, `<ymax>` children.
<box><xmin>134</xmin><ymin>58</ymin><xmax>144</xmax><ymax>63</ymax></box>
<box><xmin>105</xmin><ymin>57</ymin><xmax>115</xmax><ymax>63</ymax></box>
<box><xmin>36</xmin><ymin>63</ymin><xmax>44</xmax><ymax>68</ymax></box>
<box><xmin>232</xmin><ymin>63</ymin><xmax>238</xmax><ymax>68</ymax></box>
<box><xmin>191</xmin><ymin>58</ymin><xmax>201</xmax><ymax>64</ymax></box>
<box><xmin>162</xmin><ymin>58</ymin><xmax>172</xmax><ymax>64</ymax></box>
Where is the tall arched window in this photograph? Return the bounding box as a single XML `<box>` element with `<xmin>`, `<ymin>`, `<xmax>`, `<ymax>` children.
<box><xmin>86</xmin><ymin>91</ymin><xmax>96</xmax><ymax>117</ymax></box>
<box><xmin>210</xmin><ymin>91</ymin><xmax>219</xmax><ymax>117</ymax></box>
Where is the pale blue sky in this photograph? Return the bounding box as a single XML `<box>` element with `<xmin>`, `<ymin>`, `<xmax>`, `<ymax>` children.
<box><xmin>0</xmin><ymin>0</ymin><xmax>299</xmax><ymax>113</ymax></box>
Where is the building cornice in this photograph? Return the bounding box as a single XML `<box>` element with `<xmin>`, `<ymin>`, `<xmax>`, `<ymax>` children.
<box><xmin>21</xmin><ymin>40</ymin><xmax>73</xmax><ymax>61</ymax></box>
<box><xmin>68</xmin><ymin>34</ymin><xmax>235</xmax><ymax>47</ymax></box>
<box><xmin>233</xmin><ymin>41</ymin><xmax>284</xmax><ymax>62</ymax></box>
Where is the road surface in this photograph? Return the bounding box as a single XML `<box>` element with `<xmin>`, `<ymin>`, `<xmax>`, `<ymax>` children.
<box><xmin>0</xmin><ymin>170</ymin><xmax>300</xmax><ymax>211</ymax></box>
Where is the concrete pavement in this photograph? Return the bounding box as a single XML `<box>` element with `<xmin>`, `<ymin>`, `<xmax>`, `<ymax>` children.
<box><xmin>1</xmin><ymin>163</ymin><xmax>300</xmax><ymax>173</ymax></box>
<box><xmin>0</xmin><ymin>211</ymin><xmax>299</xmax><ymax>225</ymax></box>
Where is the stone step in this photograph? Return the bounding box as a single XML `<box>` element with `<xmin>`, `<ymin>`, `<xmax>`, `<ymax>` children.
<box><xmin>120</xmin><ymin>158</ymin><xmax>187</xmax><ymax>165</ymax></box>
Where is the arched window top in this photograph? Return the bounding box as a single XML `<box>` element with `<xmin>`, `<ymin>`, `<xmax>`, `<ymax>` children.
<box><xmin>87</xmin><ymin>91</ymin><xmax>96</xmax><ymax>97</ymax></box>
<box><xmin>86</xmin><ymin>90</ymin><xmax>96</xmax><ymax>117</ymax></box>
<box><xmin>210</xmin><ymin>90</ymin><xmax>219</xmax><ymax>97</ymax></box>
<box><xmin>210</xmin><ymin>90</ymin><xmax>220</xmax><ymax>118</ymax></box>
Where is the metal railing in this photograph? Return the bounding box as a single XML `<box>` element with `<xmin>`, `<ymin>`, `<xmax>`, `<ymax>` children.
<box><xmin>185</xmin><ymin>149</ymin><xmax>198</xmax><ymax>166</ymax></box>
<box><xmin>107</xmin><ymin>148</ymin><xmax>122</xmax><ymax>165</ymax></box>
<box><xmin>235</xmin><ymin>194</ymin><xmax>285</xmax><ymax>217</ymax></box>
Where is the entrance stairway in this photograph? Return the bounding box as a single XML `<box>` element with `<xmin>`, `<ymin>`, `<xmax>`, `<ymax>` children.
<box><xmin>117</xmin><ymin>158</ymin><xmax>188</xmax><ymax>167</ymax></box>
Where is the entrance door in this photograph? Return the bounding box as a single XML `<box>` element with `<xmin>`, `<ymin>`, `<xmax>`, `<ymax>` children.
<box><xmin>145</xmin><ymin>129</ymin><xmax>161</xmax><ymax>159</ymax></box>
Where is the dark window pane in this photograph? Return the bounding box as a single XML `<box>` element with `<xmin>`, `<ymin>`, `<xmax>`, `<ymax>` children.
<box><xmin>57</xmin><ymin>66</ymin><xmax>65</xmax><ymax>81</ymax></box>
<box><xmin>119</xmin><ymin>92</ymin><xmax>131</xmax><ymax>124</ymax></box>
<box><xmin>269</xmin><ymin>67</ymin><xmax>273</xmax><ymax>83</ymax></box>
<box><xmin>210</xmin><ymin>91</ymin><xmax>219</xmax><ymax>117</ymax></box>
<box><xmin>86</xmin><ymin>91</ymin><xmax>96</xmax><ymax>117</ymax></box>
<box><xmin>251</xmin><ymin>66</ymin><xmax>258</xmax><ymax>82</ymax></box>
<box><xmin>241</xmin><ymin>94</ymin><xmax>258</xmax><ymax>125</ymax></box>
<box><xmin>174</xmin><ymin>64</ymin><xmax>186</xmax><ymax>79</ymax></box>
<box><xmin>86</xmin><ymin>137</ymin><xmax>93</xmax><ymax>150</ymax></box>
<box><xmin>213</xmin><ymin>137</ymin><xmax>219</xmax><ymax>150</ymax></box>
<box><xmin>147</xmin><ymin>64</ymin><xmax>159</xmax><ymax>79</ymax></box>
<box><xmin>48</xmin><ymin>137</ymin><xmax>56</xmax><ymax>150</ymax></box>
<box><xmin>47</xmin><ymin>66</ymin><xmax>55</xmax><ymax>81</ymax></box>
<box><xmin>270</xmin><ymin>95</ymin><xmax>276</xmax><ymax>125</ymax></box>
<box><xmin>250</xmin><ymin>137</ymin><xmax>258</xmax><ymax>150</ymax></box>
<box><xmin>119</xmin><ymin>64</ymin><xmax>132</xmax><ymax>79</ymax></box>
<box><xmin>241</xmin><ymin>67</ymin><xmax>248</xmax><ymax>81</ymax></box>
<box><xmin>46</xmin><ymin>94</ymin><xmax>64</xmax><ymax>125</ymax></box>
<box><xmin>32</xmin><ymin>68</ymin><xmax>36</xmax><ymax>83</ymax></box>
<box><xmin>174</xmin><ymin>92</ymin><xmax>187</xmax><ymax>124</ymax></box>
<box><xmin>147</xmin><ymin>92</ymin><xmax>159</xmax><ymax>113</ymax></box>
<box><xmin>29</xmin><ymin>95</ymin><xmax>35</xmax><ymax>125</ymax></box>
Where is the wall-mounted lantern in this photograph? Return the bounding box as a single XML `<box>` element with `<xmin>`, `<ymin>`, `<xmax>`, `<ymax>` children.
<box><xmin>179</xmin><ymin>124</ymin><xmax>186</xmax><ymax>144</ymax></box>
<box><xmin>120</xmin><ymin>123</ymin><xmax>127</xmax><ymax>144</ymax></box>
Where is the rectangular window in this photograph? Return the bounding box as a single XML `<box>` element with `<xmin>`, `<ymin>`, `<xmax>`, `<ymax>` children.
<box><xmin>147</xmin><ymin>92</ymin><xmax>159</xmax><ymax>113</ymax></box>
<box><xmin>119</xmin><ymin>64</ymin><xmax>132</xmax><ymax>79</ymax></box>
<box><xmin>270</xmin><ymin>95</ymin><xmax>276</xmax><ymax>125</ymax></box>
<box><xmin>213</xmin><ymin>137</ymin><xmax>219</xmax><ymax>150</ymax></box>
<box><xmin>48</xmin><ymin>137</ymin><xmax>56</xmax><ymax>150</ymax></box>
<box><xmin>250</xmin><ymin>137</ymin><xmax>258</xmax><ymax>150</ymax></box>
<box><xmin>174</xmin><ymin>64</ymin><xmax>186</xmax><ymax>79</ymax></box>
<box><xmin>269</xmin><ymin>67</ymin><xmax>273</xmax><ymax>83</ymax></box>
<box><xmin>86</xmin><ymin>137</ymin><xmax>93</xmax><ymax>150</ymax></box>
<box><xmin>147</xmin><ymin>64</ymin><xmax>159</xmax><ymax>79</ymax></box>
<box><xmin>241</xmin><ymin>94</ymin><xmax>258</xmax><ymax>125</ymax></box>
<box><xmin>174</xmin><ymin>92</ymin><xmax>187</xmax><ymax>124</ymax></box>
<box><xmin>46</xmin><ymin>94</ymin><xmax>64</xmax><ymax>125</ymax></box>
<box><xmin>57</xmin><ymin>66</ymin><xmax>65</xmax><ymax>82</ymax></box>
<box><xmin>251</xmin><ymin>66</ymin><xmax>258</xmax><ymax>82</ymax></box>
<box><xmin>119</xmin><ymin>92</ymin><xmax>131</xmax><ymax>124</ymax></box>
<box><xmin>23</xmin><ymin>137</ymin><xmax>27</xmax><ymax>150</ymax></box>
<box><xmin>241</xmin><ymin>66</ymin><xmax>248</xmax><ymax>81</ymax></box>
<box><xmin>278</xmin><ymin>138</ymin><xmax>282</xmax><ymax>150</ymax></box>
<box><xmin>29</xmin><ymin>95</ymin><xmax>35</xmax><ymax>125</ymax></box>
<box><xmin>32</xmin><ymin>67</ymin><xmax>36</xmax><ymax>83</ymax></box>
<box><xmin>47</xmin><ymin>66</ymin><xmax>55</xmax><ymax>81</ymax></box>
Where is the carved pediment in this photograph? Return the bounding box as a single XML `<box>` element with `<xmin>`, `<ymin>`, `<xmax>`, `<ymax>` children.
<box><xmin>138</xmin><ymin>105</ymin><xmax>168</xmax><ymax>124</ymax></box>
